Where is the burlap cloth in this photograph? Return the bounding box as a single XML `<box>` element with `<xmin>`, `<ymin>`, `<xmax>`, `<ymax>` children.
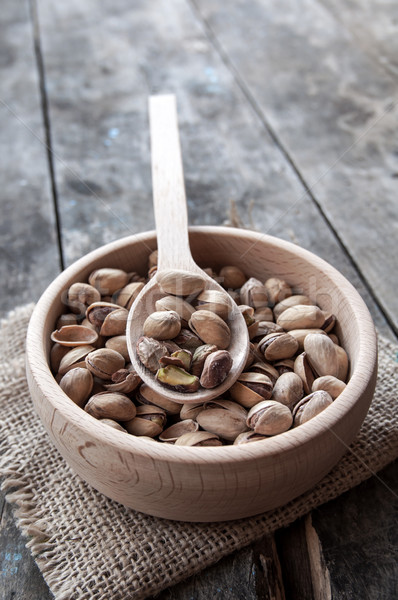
<box><xmin>0</xmin><ymin>305</ymin><xmax>397</xmax><ymax>600</ymax></box>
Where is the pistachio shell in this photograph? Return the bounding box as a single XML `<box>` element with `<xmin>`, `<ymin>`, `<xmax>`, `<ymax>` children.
<box><xmin>157</xmin><ymin>270</ymin><xmax>205</xmax><ymax>296</ymax></box>
<box><xmin>200</xmin><ymin>350</ymin><xmax>232</xmax><ymax>389</ymax></box>
<box><xmin>103</xmin><ymin>367</ymin><xmax>141</xmax><ymax>393</ymax></box>
<box><xmin>136</xmin><ymin>383</ymin><xmax>181</xmax><ymax>415</ymax></box>
<box><xmin>196</xmin><ymin>401</ymin><xmax>248</xmax><ymax>441</ymax></box>
<box><xmin>175</xmin><ymin>431</ymin><xmax>223</xmax><ymax>446</ymax></box>
<box><xmin>277</xmin><ymin>305</ymin><xmax>325</xmax><ymax>331</ymax></box>
<box><xmin>239</xmin><ymin>277</ymin><xmax>268</xmax><ymax>309</ymax></box>
<box><xmin>179</xmin><ymin>402</ymin><xmax>204</xmax><ymax>420</ymax></box>
<box><xmin>272</xmin><ymin>372</ymin><xmax>303</xmax><ymax>410</ymax></box>
<box><xmin>51</xmin><ymin>325</ymin><xmax>98</xmax><ymax>347</ymax></box>
<box><xmin>196</xmin><ymin>290</ymin><xmax>231</xmax><ymax>320</ymax></box>
<box><xmin>258</xmin><ymin>332</ymin><xmax>299</xmax><ymax>361</ymax></box>
<box><xmin>50</xmin><ymin>342</ymin><xmax>70</xmax><ymax>372</ymax></box>
<box><xmin>85</xmin><ymin>391</ymin><xmax>136</xmax><ymax>421</ymax></box>
<box><xmin>86</xmin><ymin>302</ymin><xmax>121</xmax><ymax>329</ymax></box>
<box><xmin>173</xmin><ymin>328</ymin><xmax>203</xmax><ymax>352</ymax></box>
<box><xmin>88</xmin><ymin>268</ymin><xmax>129</xmax><ymax>295</ymax></box>
<box><xmin>59</xmin><ymin>367</ymin><xmax>93</xmax><ymax>407</ymax></box>
<box><xmin>155</xmin><ymin>295</ymin><xmax>195</xmax><ymax>324</ymax></box>
<box><xmin>191</xmin><ymin>344</ymin><xmax>218</xmax><ymax>377</ymax></box>
<box><xmin>143</xmin><ymin>310</ymin><xmax>181</xmax><ymax>340</ymax></box>
<box><xmin>253</xmin><ymin>307</ymin><xmax>274</xmax><ymax>322</ymax></box>
<box><xmin>99</xmin><ymin>418</ymin><xmax>127</xmax><ymax>432</ymax></box>
<box><xmin>312</xmin><ymin>375</ymin><xmax>346</xmax><ymax>399</ymax></box>
<box><xmin>159</xmin><ymin>419</ymin><xmax>199</xmax><ymax>443</ymax></box>
<box><xmin>58</xmin><ymin>345</ymin><xmax>96</xmax><ymax>375</ymax></box>
<box><xmin>124</xmin><ymin>405</ymin><xmax>167</xmax><ymax>437</ymax></box>
<box><xmin>249</xmin><ymin>361</ymin><xmax>280</xmax><ymax>385</ymax></box>
<box><xmin>335</xmin><ymin>344</ymin><xmax>349</xmax><ymax>382</ymax></box>
<box><xmin>189</xmin><ymin>310</ymin><xmax>231</xmax><ymax>349</ymax></box>
<box><xmin>288</xmin><ymin>328</ymin><xmax>328</xmax><ymax>351</ymax></box>
<box><xmin>148</xmin><ymin>249</ymin><xmax>158</xmax><ymax>269</ymax></box>
<box><xmin>293</xmin><ymin>390</ymin><xmax>333</xmax><ymax>426</ymax></box>
<box><xmin>66</xmin><ymin>282</ymin><xmax>101</xmax><ymax>315</ymax></box>
<box><xmin>294</xmin><ymin>352</ymin><xmax>315</xmax><ymax>395</ymax></box>
<box><xmin>218</xmin><ymin>266</ymin><xmax>246</xmax><ymax>289</ymax></box>
<box><xmin>159</xmin><ymin>349</ymin><xmax>192</xmax><ymax>371</ymax></box>
<box><xmin>273</xmin><ymin>295</ymin><xmax>313</xmax><ymax>320</ymax></box>
<box><xmin>100</xmin><ymin>308</ymin><xmax>128</xmax><ymax>336</ymax></box>
<box><xmin>264</xmin><ymin>277</ymin><xmax>292</xmax><ymax>306</ymax></box>
<box><xmin>136</xmin><ymin>336</ymin><xmax>169</xmax><ymax>373</ymax></box>
<box><xmin>56</xmin><ymin>313</ymin><xmax>78</xmax><ymax>329</ymax></box>
<box><xmin>85</xmin><ymin>348</ymin><xmax>125</xmax><ymax>380</ymax></box>
<box><xmin>304</xmin><ymin>333</ymin><xmax>339</xmax><ymax>378</ymax></box>
<box><xmin>115</xmin><ymin>282</ymin><xmax>145</xmax><ymax>309</ymax></box>
<box><xmin>247</xmin><ymin>400</ymin><xmax>293</xmax><ymax>435</ymax></box>
<box><xmin>233</xmin><ymin>431</ymin><xmax>269</xmax><ymax>445</ymax></box>
<box><xmin>105</xmin><ymin>335</ymin><xmax>129</xmax><ymax>362</ymax></box>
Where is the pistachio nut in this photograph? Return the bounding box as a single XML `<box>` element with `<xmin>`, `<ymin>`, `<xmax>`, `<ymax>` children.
<box><xmin>175</xmin><ymin>431</ymin><xmax>222</xmax><ymax>446</ymax></box>
<box><xmin>58</xmin><ymin>345</ymin><xmax>96</xmax><ymax>375</ymax></box>
<box><xmin>273</xmin><ymin>359</ymin><xmax>295</xmax><ymax>374</ymax></box>
<box><xmin>312</xmin><ymin>375</ymin><xmax>346</xmax><ymax>399</ymax></box>
<box><xmin>328</xmin><ymin>333</ymin><xmax>339</xmax><ymax>345</ymax></box>
<box><xmin>247</xmin><ymin>400</ymin><xmax>292</xmax><ymax>435</ymax></box>
<box><xmin>277</xmin><ymin>305</ymin><xmax>326</xmax><ymax>331</ymax></box>
<box><xmin>288</xmin><ymin>328</ymin><xmax>327</xmax><ymax>351</ymax></box>
<box><xmin>99</xmin><ymin>418</ymin><xmax>127</xmax><ymax>432</ymax></box>
<box><xmin>103</xmin><ymin>367</ymin><xmax>141</xmax><ymax>394</ymax></box>
<box><xmin>85</xmin><ymin>348</ymin><xmax>125</xmax><ymax>380</ymax></box>
<box><xmin>294</xmin><ymin>352</ymin><xmax>315</xmax><ymax>395</ymax></box>
<box><xmin>105</xmin><ymin>335</ymin><xmax>129</xmax><ymax>362</ymax></box>
<box><xmin>86</xmin><ymin>302</ymin><xmax>121</xmax><ymax>329</ymax></box>
<box><xmin>66</xmin><ymin>282</ymin><xmax>101</xmax><ymax>315</ymax></box>
<box><xmin>253</xmin><ymin>307</ymin><xmax>274</xmax><ymax>322</ymax></box>
<box><xmin>51</xmin><ymin>325</ymin><xmax>98</xmax><ymax>347</ymax></box>
<box><xmin>124</xmin><ymin>405</ymin><xmax>167</xmax><ymax>437</ymax></box>
<box><xmin>156</xmin><ymin>365</ymin><xmax>200</xmax><ymax>393</ymax></box>
<box><xmin>59</xmin><ymin>367</ymin><xmax>93</xmax><ymax>407</ymax></box>
<box><xmin>159</xmin><ymin>349</ymin><xmax>192</xmax><ymax>371</ymax></box>
<box><xmin>293</xmin><ymin>390</ymin><xmax>333</xmax><ymax>426</ymax></box>
<box><xmin>199</xmin><ymin>350</ymin><xmax>233</xmax><ymax>389</ymax></box>
<box><xmin>239</xmin><ymin>277</ymin><xmax>268</xmax><ymax>309</ymax></box>
<box><xmin>158</xmin><ymin>419</ymin><xmax>199</xmax><ymax>443</ymax></box>
<box><xmin>272</xmin><ymin>372</ymin><xmax>303</xmax><ymax>410</ymax></box>
<box><xmin>218</xmin><ymin>265</ymin><xmax>246</xmax><ymax>289</ymax></box>
<box><xmin>127</xmin><ymin>271</ymin><xmax>146</xmax><ymax>283</ymax></box>
<box><xmin>191</xmin><ymin>344</ymin><xmax>218</xmax><ymax>377</ymax></box>
<box><xmin>136</xmin><ymin>336</ymin><xmax>169</xmax><ymax>373</ymax></box>
<box><xmin>136</xmin><ymin>383</ymin><xmax>182</xmax><ymax>415</ymax></box>
<box><xmin>264</xmin><ymin>277</ymin><xmax>292</xmax><ymax>306</ymax></box>
<box><xmin>258</xmin><ymin>332</ymin><xmax>299</xmax><ymax>361</ymax></box>
<box><xmin>304</xmin><ymin>333</ymin><xmax>339</xmax><ymax>378</ymax></box>
<box><xmin>189</xmin><ymin>310</ymin><xmax>231</xmax><ymax>349</ymax></box>
<box><xmin>335</xmin><ymin>344</ymin><xmax>349</xmax><ymax>382</ymax></box>
<box><xmin>238</xmin><ymin>305</ymin><xmax>259</xmax><ymax>339</ymax></box>
<box><xmin>196</xmin><ymin>290</ymin><xmax>231</xmax><ymax>320</ymax></box>
<box><xmin>173</xmin><ymin>328</ymin><xmax>203</xmax><ymax>352</ymax></box>
<box><xmin>273</xmin><ymin>295</ymin><xmax>313</xmax><ymax>320</ymax></box>
<box><xmin>56</xmin><ymin>313</ymin><xmax>78</xmax><ymax>329</ymax></box>
<box><xmin>143</xmin><ymin>310</ymin><xmax>181</xmax><ymax>340</ymax></box>
<box><xmin>88</xmin><ymin>268</ymin><xmax>129</xmax><ymax>295</ymax></box>
<box><xmin>155</xmin><ymin>295</ymin><xmax>195</xmax><ymax>325</ymax></box>
<box><xmin>230</xmin><ymin>372</ymin><xmax>273</xmax><ymax>408</ymax></box>
<box><xmin>249</xmin><ymin>361</ymin><xmax>279</xmax><ymax>385</ymax></box>
<box><xmin>50</xmin><ymin>342</ymin><xmax>70</xmax><ymax>373</ymax></box>
<box><xmin>85</xmin><ymin>391</ymin><xmax>136</xmax><ymax>421</ymax></box>
<box><xmin>157</xmin><ymin>269</ymin><xmax>205</xmax><ymax>297</ymax></box>
<box><xmin>100</xmin><ymin>308</ymin><xmax>128</xmax><ymax>336</ymax></box>
<box><xmin>114</xmin><ymin>282</ymin><xmax>145</xmax><ymax>309</ymax></box>
<box><xmin>196</xmin><ymin>399</ymin><xmax>248</xmax><ymax>441</ymax></box>
<box><xmin>251</xmin><ymin>321</ymin><xmax>283</xmax><ymax>342</ymax></box>
<box><xmin>180</xmin><ymin>402</ymin><xmax>204</xmax><ymax>421</ymax></box>
<box><xmin>233</xmin><ymin>431</ymin><xmax>269</xmax><ymax>445</ymax></box>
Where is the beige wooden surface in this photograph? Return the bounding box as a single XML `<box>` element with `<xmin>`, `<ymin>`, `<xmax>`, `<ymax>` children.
<box><xmin>1</xmin><ymin>0</ymin><xmax>397</xmax><ymax>598</ymax></box>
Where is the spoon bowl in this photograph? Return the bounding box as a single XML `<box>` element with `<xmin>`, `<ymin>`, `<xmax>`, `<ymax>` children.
<box><xmin>127</xmin><ymin>95</ymin><xmax>249</xmax><ymax>403</ymax></box>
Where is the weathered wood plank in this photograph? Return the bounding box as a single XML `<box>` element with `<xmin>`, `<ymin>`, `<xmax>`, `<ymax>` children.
<box><xmin>0</xmin><ymin>0</ymin><xmax>60</xmax><ymax>318</ymax></box>
<box><xmin>193</xmin><ymin>0</ymin><xmax>398</xmax><ymax>334</ymax></box>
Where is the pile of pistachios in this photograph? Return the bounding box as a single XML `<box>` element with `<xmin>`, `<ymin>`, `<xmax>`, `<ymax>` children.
<box><xmin>49</xmin><ymin>251</ymin><xmax>349</xmax><ymax>446</ymax></box>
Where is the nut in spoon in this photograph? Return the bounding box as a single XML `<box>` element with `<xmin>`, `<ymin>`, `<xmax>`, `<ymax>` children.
<box><xmin>127</xmin><ymin>95</ymin><xmax>249</xmax><ymax>404</ymax></box>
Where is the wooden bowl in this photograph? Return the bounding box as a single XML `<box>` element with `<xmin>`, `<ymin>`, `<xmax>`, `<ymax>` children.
<box><xmin>26</xmin><ymin>227</ymin><xmax>377</xmax><ymax>522</ymax></box>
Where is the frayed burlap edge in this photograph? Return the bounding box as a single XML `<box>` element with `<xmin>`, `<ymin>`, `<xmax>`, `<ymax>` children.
<box><xmin>0</xmin><ymin>305</ymin><xmax>397</xmax><ymax>600</ymax></box>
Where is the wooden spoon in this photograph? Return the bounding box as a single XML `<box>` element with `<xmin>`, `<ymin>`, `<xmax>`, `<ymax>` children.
<box><xmin>127</xmin><ymin>95</ymin><xmax>249</xmax><ymax>404</ymax></box>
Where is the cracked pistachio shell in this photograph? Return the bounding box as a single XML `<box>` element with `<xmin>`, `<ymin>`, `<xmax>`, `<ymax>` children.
<box><xmin>124</xmin><ymin>405</ymin><xmax>167</xmax><ymax>437</ymax></box>
<box><xmin>264</xmin><ymin>277</ymin><xmax>292</xmax><ymax>306</ymax></box>
<box><xmin>196</xmin><ymin>400</ymin><xmax>248</xmax><ymax>441</ymax></box>
<box><xmin>156</xmin><ymin>365</ymin><xmax>200</xmax><ymax>393</ymax></box>
<box><xmin>294</xmin><ymin>352</ymin><xmax>315</xmax><ymax>395</ymax></box>
<box><xmin>99</xmin><ymin>419</ymin><xmax>127</xmax><ymax>432</ymax></box>
<box><xmin>273</xmin><ymin>295</ymin><xmax>313</xmax><ymax>320</ymax></box>
<box><xmin>85</xmin><ymin>391</ymin><xmax>136</xmax><ymax>421</ymax></box>
<box><xmin>272</xmin><ymin>372</ymin><xmax>303</xmax><ymax>410</ymax></box>
<box><xmin>258</xmin><ymin>332</ymin><xmax>299</xmax><ymax>361</ymax></box>
<box><xmin>249</xmin><ymin>361</ymin><xmax>280</xmax><ymax>385</ymax></box>
<box><xmin>251</xmin><ymin>321</ymin><xmax>283</xmax><ymax>342</ymax></box>
<box><xmin>180</xmin><ymin>402</ymin><xmax>204</xmax><ymax>420</ymax></box>
<box><xmin>51</xmin><ymin>325</ymin><xmax>98</xmax><ymax>347</ymax></box>
<box><xmin>233</xmin><ymin>431</ymin><xmax>269</xmax><ymax>445</ymax></box>
<box><xmin>85</xmin><ymin>348</ymin><xmax>125</xmax><ymax>380</ymax></box>
<box><xmin>200</xmin><ymin>350</ymin><xmax>233</xmax><ymax>389</ymax></box>
<box><xmin>175</xmin><ymin>431</ymin><xmax>223</xmax><ymax>446</ymax></box>
<box><xmin>105</xmin><ymin>335</ymin><xmax>129</xmax><ymax>362</ymax></box>
<box><xmin>288</xmin><ymin>328</ymin><xmax>327</xmax><ymax>351</ymax></box>
<box><xmin>103</xmin><ymin>368</ymin><xmax>141</xmax><ymax>394</ymax></box>
<box><xmin>304</xmin><ymin>333</ymin><xmax>339</xmax><ymax>378</ymax></box>
<box><xmin>88</xmin><ymin>268</ymin><xmax>129</xmax><ymax>295</ymax></box>
<box><xmin>189</xmin><ymin>310</ymin><xmax>231</xmax><ymax>349</ymax></box>
<box><xmin>100</xmin><ymin>308</ymin><xmax>128</xmax><ymax>336</ymax></box>
<box><xmin>196</xmin><ymin>289</ymin><xmax>231</xmax><ymax>320</ymax></box>
<box><xmin>293</xmin><ymin>390</ymin><xmax>333</xmax><ymax>427</ymax></box>
<box><xmin>218</xmin><ymin>266</ymin><xmax>246</xmax><ymax>289</ymax></box>
<box><xmin>58</xmin><ymin>345</ymin><xmax>96</xmax><ymax>375</ymax></box>
<box><xmin>159</xmin><ymin>419</ymin><xmax>199</xmax><ymax>443</ymax></box>
<box><xmin>191</xmin><ymin>344</ymin><xmax>218</xmax><ymax>377</ymax></box>
<box><xmin>143</xmin><ymin>310</ymin><xmax>181</xmax><ymax>340</ymax></box>
<box><xmin>156</xmin><ymin>295</ymin><xmax>195</xmax><ymax>324</ymax></box>
<box><xmin>157</xmin><ymin>269</ymin><xmax>205</xmax><ymax>296</ymax></box>
<box><xmin>66</xmin><ymin>282</ymin><xmax>101</xmax><ymax>315</ymax></box>
<box><xmin>86</xmin><ymin>302</ymin><xmax>121</xmax><ymax>329</ymax></box>
<box><xmin>274</xmin><ymin>359</ymin><xmax>295</xmax><ymax>374</ymax></box>
<box><xmin>136</xmin><ymin>336</ymin><xmax>169</xmax><ymax>373</ymax></box>
<box><xmin>312</xmin><ymin>375</ymin><xmax>346</xmax><ymax>399</ymax></box>
<box><xmin>136</xmin><ymin>383</ymin><xmax>181</xmax><ymax>415</ymax></box>
<box><xmin>247</xmin><ymin>400</ymin><xmax>293</xmax><ymax>436</ymax></box>
<box><xmin>114</xmin><ymin>282</ymin><xmax>145</xmax><ymax>309</ymax></box>
<box><xmin>238</xmin><ymin>305</ymin><xmax>259</xmax><ymax>339</ymax></box>
<box><xmin>277</xmin><ymin>305</ymin><xmax>325</xmax><ymax>331</ymax></box>
<box><xmin>59</xmin><ymin>367</ymin><xmax>93</xmax><ymax>407</ymax></box>
<box><xmin>230</xmin><ymin>372</ymin><xmax>273</xmax><ymax>408</ymax></box>
<box><xmin>239</xmin><ymin>277</ymin><xmax>268</xmax><ymax>309</ymax></box>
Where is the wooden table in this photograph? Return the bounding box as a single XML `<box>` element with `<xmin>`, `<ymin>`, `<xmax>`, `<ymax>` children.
<box><xmin>1</xmin><ymin>0</ymin><xmax>397</xmax><ymax>598</ymax></box>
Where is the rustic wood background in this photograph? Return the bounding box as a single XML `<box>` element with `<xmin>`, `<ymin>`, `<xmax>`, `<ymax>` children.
<box><xmin>1</xmin><ymin>0</ymin><xmax>397</xmax><ymax>598</ymax></box>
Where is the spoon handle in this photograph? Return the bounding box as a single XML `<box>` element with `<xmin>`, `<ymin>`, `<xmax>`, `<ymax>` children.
<box><xmin>149</xmin><ymin>95</ymin><xmax>198</xmax><ymax>273</ymax></box>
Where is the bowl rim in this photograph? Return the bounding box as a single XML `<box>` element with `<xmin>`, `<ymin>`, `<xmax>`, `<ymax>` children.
<box><xmin>26</xmin><ymin>226</ymin><xmax>377</xmax><ymax>464</ymax></box>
